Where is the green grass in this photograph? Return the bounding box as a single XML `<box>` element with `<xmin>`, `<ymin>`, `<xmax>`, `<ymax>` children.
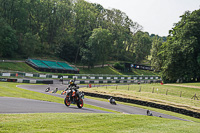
<box><xmin>0</xmin><ymin>82</ymin><xmax>118</xmax><ymax>113</ymax></box>
<box><xmin>80</xmin><ymin>83</ymin><xmax>200</xmax><ymax>113</ymax></box>
<box><xmin>79</xmin><ymin>66</ymin><xmax>122</xmax><ymax>75</ymax></box>
<box><xmin>0</xmin><ymin>62</ymin><xmax>38</xmax><ymax>72</ymax></box>
<box><xmin>1</xmin><ymin>113</ymin><xmax>200</xmax><ymax>133</ymax></box>
<box><xmin>0</xmin><ymin>62</ymin><xmax>159</xmax><ymax>75</ymax></box>
<box><xmin>1</xmin><ymin>83</ymin><xmax>200</xmax><ymax>132</ymax></box>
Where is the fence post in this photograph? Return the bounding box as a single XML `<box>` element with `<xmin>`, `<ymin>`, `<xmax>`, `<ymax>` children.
<box><xmin>180</xmin><ymin>91</ymin><xmax>182</xmax><ymax>97</ymax></box>
<box><xmin>152</xmin><ymin>87</ymin><xmax>154</xmax><ymax>93</ymax></box>
<box><xmin>139</xmin><ymin>86</ymin><xmax>141</xmax><ymax>92</ymax></box>
<box><xmin>191</xmin><ymin>93</ymin><xmax>199</xmax><ymax>100</ymax></box>
<box><xmin>166</xmin><ymin>89</ymin><xmax>168</xmax><ymax>95</ymax></box>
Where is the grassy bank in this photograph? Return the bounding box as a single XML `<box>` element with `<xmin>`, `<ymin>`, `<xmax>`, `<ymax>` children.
<box><xmin>1</xmin><ymin>113</ymin><xmax>200</xmax><ymax>133</ymax></box>
<box><xmin>0</xmin><ymin>62</ymin><xmax>38</xmax><ymax>72</ymax></box>
<box><xmin>79</xmin><ymin>83</ymin><xmax>200</xmax><ymax>113</ymax></box>
<box><xmin>0</xmin><ymin>62</ymin><xmax>158</xmax><ymax>75</ymax></box>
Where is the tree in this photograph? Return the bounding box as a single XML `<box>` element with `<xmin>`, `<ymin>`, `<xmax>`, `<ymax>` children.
<box><xmin>150</xmin><ymin>35</ymin><xmax>163</xmax><ymax>71</ymax></box>
<box><xmin>133</xmin><ymin>31</ymin><xmax>152</xmax><ymax>63</ymax></box>
<box><xmin>81</xmin><ymin>27</ymin><xmax>112</xmax><ymax>67</ymax></box>
<box><xmin>160</xmin><ymin>10</ymin><xmax>200</xmax><ymax>83</ymax></box>
<box><xmin>73</xmin><ymin>0</ymin><xmax>99</xmax><ymax>63</ymax></box>
<box><xmin>0</xmin><ymin>17</ymin><xmax>17</xmax><ymax>57</ymax></box>
<box><xmin>18</xmin><ymin>32</ymin><xmax>41</xmax><ymax>58</ymax></box>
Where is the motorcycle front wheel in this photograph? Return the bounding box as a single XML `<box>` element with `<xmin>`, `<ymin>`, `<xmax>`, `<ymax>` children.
<box><xmin>77</xmin><ymin>98</ymin><xmax>84</xmax><ymax>108</ymax></box>
<box><xmin>64</xmin><ymin>96</ymin><xmax>71</xmax><ymax>107</ymax></box>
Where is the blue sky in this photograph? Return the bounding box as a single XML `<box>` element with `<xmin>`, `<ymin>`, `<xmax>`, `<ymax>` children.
<box><xmin>86</xmin><ymin>0</ymin><xmax>200</xmax><ymax>36</ymax></box>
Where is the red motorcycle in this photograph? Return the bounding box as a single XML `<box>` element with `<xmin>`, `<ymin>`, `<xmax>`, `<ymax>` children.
<box><xmin>63</xmin><ymin>86</ymin><xmax>84</xmax><ymax>108</ymax></box>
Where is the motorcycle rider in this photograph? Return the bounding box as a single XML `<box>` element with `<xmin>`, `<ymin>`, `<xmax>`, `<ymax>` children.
<box><xmin>65</xmin><ymin>79</ymin><xmax>80</xmax><ymax>101</ymax></box>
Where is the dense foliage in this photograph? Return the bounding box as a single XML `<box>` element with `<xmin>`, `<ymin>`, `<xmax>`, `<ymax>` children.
<box><xmin>151</xmin><ymin>9</ymin><xmax>200</xmax><ymax>83</ymax></box>
<box><xmin>0</xmin><ymin>0</ymin><xmax>155</xmax><ymax>67</ymax></box>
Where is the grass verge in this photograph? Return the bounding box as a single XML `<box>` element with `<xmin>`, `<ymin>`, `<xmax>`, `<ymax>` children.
<box><xmin>1</xmin><ymin>113</ymin><xmax>200</xmax><ymax>133</ymax></box>
<box><xmin>79</xmin><ymin>83</ymin><xmax>200</xmax><ymax>113</ymax></box>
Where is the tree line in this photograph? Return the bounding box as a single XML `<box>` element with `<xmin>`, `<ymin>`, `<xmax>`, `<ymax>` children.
<box><xmin>151</xmin><ymin>9</ymin><xmax>200</xmax><ymax>83</ymax></box>
<box><xmin>0</xmin><ymin>0</ymin><xmax>165</xmax><ymax>66</ymax></box>
<box><xmin>2</xmin><ymin>0</ymin><xmax>198</xmax><ymax>83</ymax></box>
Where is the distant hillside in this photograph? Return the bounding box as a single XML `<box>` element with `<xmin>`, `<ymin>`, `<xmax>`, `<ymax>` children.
<box><xmin>0</xmin><ymin>62</ymin><xmax>158</xmax><ymax>76</ymax></box>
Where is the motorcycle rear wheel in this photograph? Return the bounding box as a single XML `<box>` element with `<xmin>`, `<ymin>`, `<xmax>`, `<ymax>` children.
<box><xmin>64</xmin><ymin>97</ymin><xmax>71</xmax><ymax>107</ymax></box>
<box><xmin>77</xmin><ymin>98</ymin><xmax>84</xmax><ymax>108</ymax></box>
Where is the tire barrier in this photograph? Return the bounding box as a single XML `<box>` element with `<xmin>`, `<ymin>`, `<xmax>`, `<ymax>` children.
<box><xmin>0</xmin><ymin>78</ymin><xmax>53</xmax><ymax>84</ymax></box>
<box><xmin>83</xmin><ymin>91</ymin><xmax>200</xmax><ymax>118</ymax></box>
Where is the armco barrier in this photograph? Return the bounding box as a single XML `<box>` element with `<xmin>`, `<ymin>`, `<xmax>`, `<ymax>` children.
<box><xmin>0</xmin><ymin>72</ymin><xmax>161</xmax><ymax>81</ymax></box>
<box><xmin>83</xmin><ymin>92</ymin><xmax>200</xmax><ymax>118</ymax></box>
<box><xmin>69</xmin><ymin>80</ymin><xmax>162</xmax><ymax>84</ymax></box>
<box><xmin>0</xmin><ymin>78</ymin><xmax>53</xmax><ymax>84</ymax></box>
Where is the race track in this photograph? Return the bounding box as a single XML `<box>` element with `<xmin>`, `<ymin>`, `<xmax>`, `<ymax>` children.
<box><xmin>0</xmin><ymin>97</ymin><xmax>109</xmax><ymax>114</ymax></box>
<box><xmin>0</xmin><ymin>83</ymin><xmax>189</xmax><ymax>121</ymax></box>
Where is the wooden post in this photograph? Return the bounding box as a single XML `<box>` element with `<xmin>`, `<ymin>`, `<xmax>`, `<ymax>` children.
<box><xmin>180</xmin><ymin>91</ymin><xmax>182</xmax><ymax>97</ymax></box>
<box><xmin>191</xmin><ymin>93</ymin><xmax>199</xmax><ymax>100</ymax></box>
<box><xmin>152</xmin><ymin>87</ymin><xmax>154</xmax><ymax>93</ymax></box>
<box><xmin>139</xmin><ymin>86</ymin><xmax>141</xmax><ymax>92</ymax></box>
<box><xmin>166</xmin><ymin>89</ymin><xmax>168</xmax><ymax>95</ymax></box>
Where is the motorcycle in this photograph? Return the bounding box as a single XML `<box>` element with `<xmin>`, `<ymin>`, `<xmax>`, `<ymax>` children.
<box><xmin>108</xmin><ymin>97</ymin><xmax>117</xmax><ymax>105</ymax></box>
<box><xmin>64</xmin><ymin>86</ymin><xmax>84</xmax><ymax>108</ymax></box>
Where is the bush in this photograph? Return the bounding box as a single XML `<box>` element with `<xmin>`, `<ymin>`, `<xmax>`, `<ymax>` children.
<box><xmin>113</xmin><ymin>62</ymin><xmax>124</xmax><ymax>70</ymax></box>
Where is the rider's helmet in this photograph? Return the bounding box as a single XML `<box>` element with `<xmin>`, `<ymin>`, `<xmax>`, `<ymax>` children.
<box><xmin>69</xmin><ymin>80</ymin><xmax>74</xmax><ymax>85</ymax></box>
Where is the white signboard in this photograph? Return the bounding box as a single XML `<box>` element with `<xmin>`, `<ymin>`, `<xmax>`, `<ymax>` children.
<box><xmin>2</xmin><ymin>73</ymin><xmax>10</xmax><ymax>76</ymax></box>
<box><xmin>52</xmin><ymin>75</ymin><xmax>58</xmax><ymax>78</ymax></box>
<box><xmin>82</xmin><ymin>77</ymin><xmax>87</xmax><ymax>79</ymax></box>
<box><xmin>63</xmin><ymin>76</ymin><xmax>68</xmax><ymax>78</ymax></box>
<box><xmin>73</xmin><ymin>76</ymin><xmax>78</xmax><ymax>79</ymax></box>
<box><xmin>25</xmin><ymin>73</ymin><xmax>33</xmax><ymax>77</ymax></box>
<box><xmin>40</xmin><ymin>75</ymin><xmax>46</xmax><ymax>78</ymax></box>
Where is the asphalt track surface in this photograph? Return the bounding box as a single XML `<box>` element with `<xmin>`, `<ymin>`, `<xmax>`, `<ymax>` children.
<box><xmin>0</xmin><ymin>82</ymin><xmax>189</xmax><ymax>121</ymax></box>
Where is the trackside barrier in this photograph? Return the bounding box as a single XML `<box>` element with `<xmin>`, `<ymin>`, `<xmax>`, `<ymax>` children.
<box><xmin>83</xmin><ymin>92</ymin><xmax>200</xmax><ymax>118</ymax></box>
<box><xmin>0</xmin><ymin>78</ymin><xmax>53</xmax><ymax>84</ymax></box>
<box><xmin>66</xmin><ymin>80</ymin><xmax>162</xmax><ymax>84</ymax></box>
<box><xmin>0</xmin><ymin>72</ymin><xmax>161</xmax><ymax>81</ymax></box>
